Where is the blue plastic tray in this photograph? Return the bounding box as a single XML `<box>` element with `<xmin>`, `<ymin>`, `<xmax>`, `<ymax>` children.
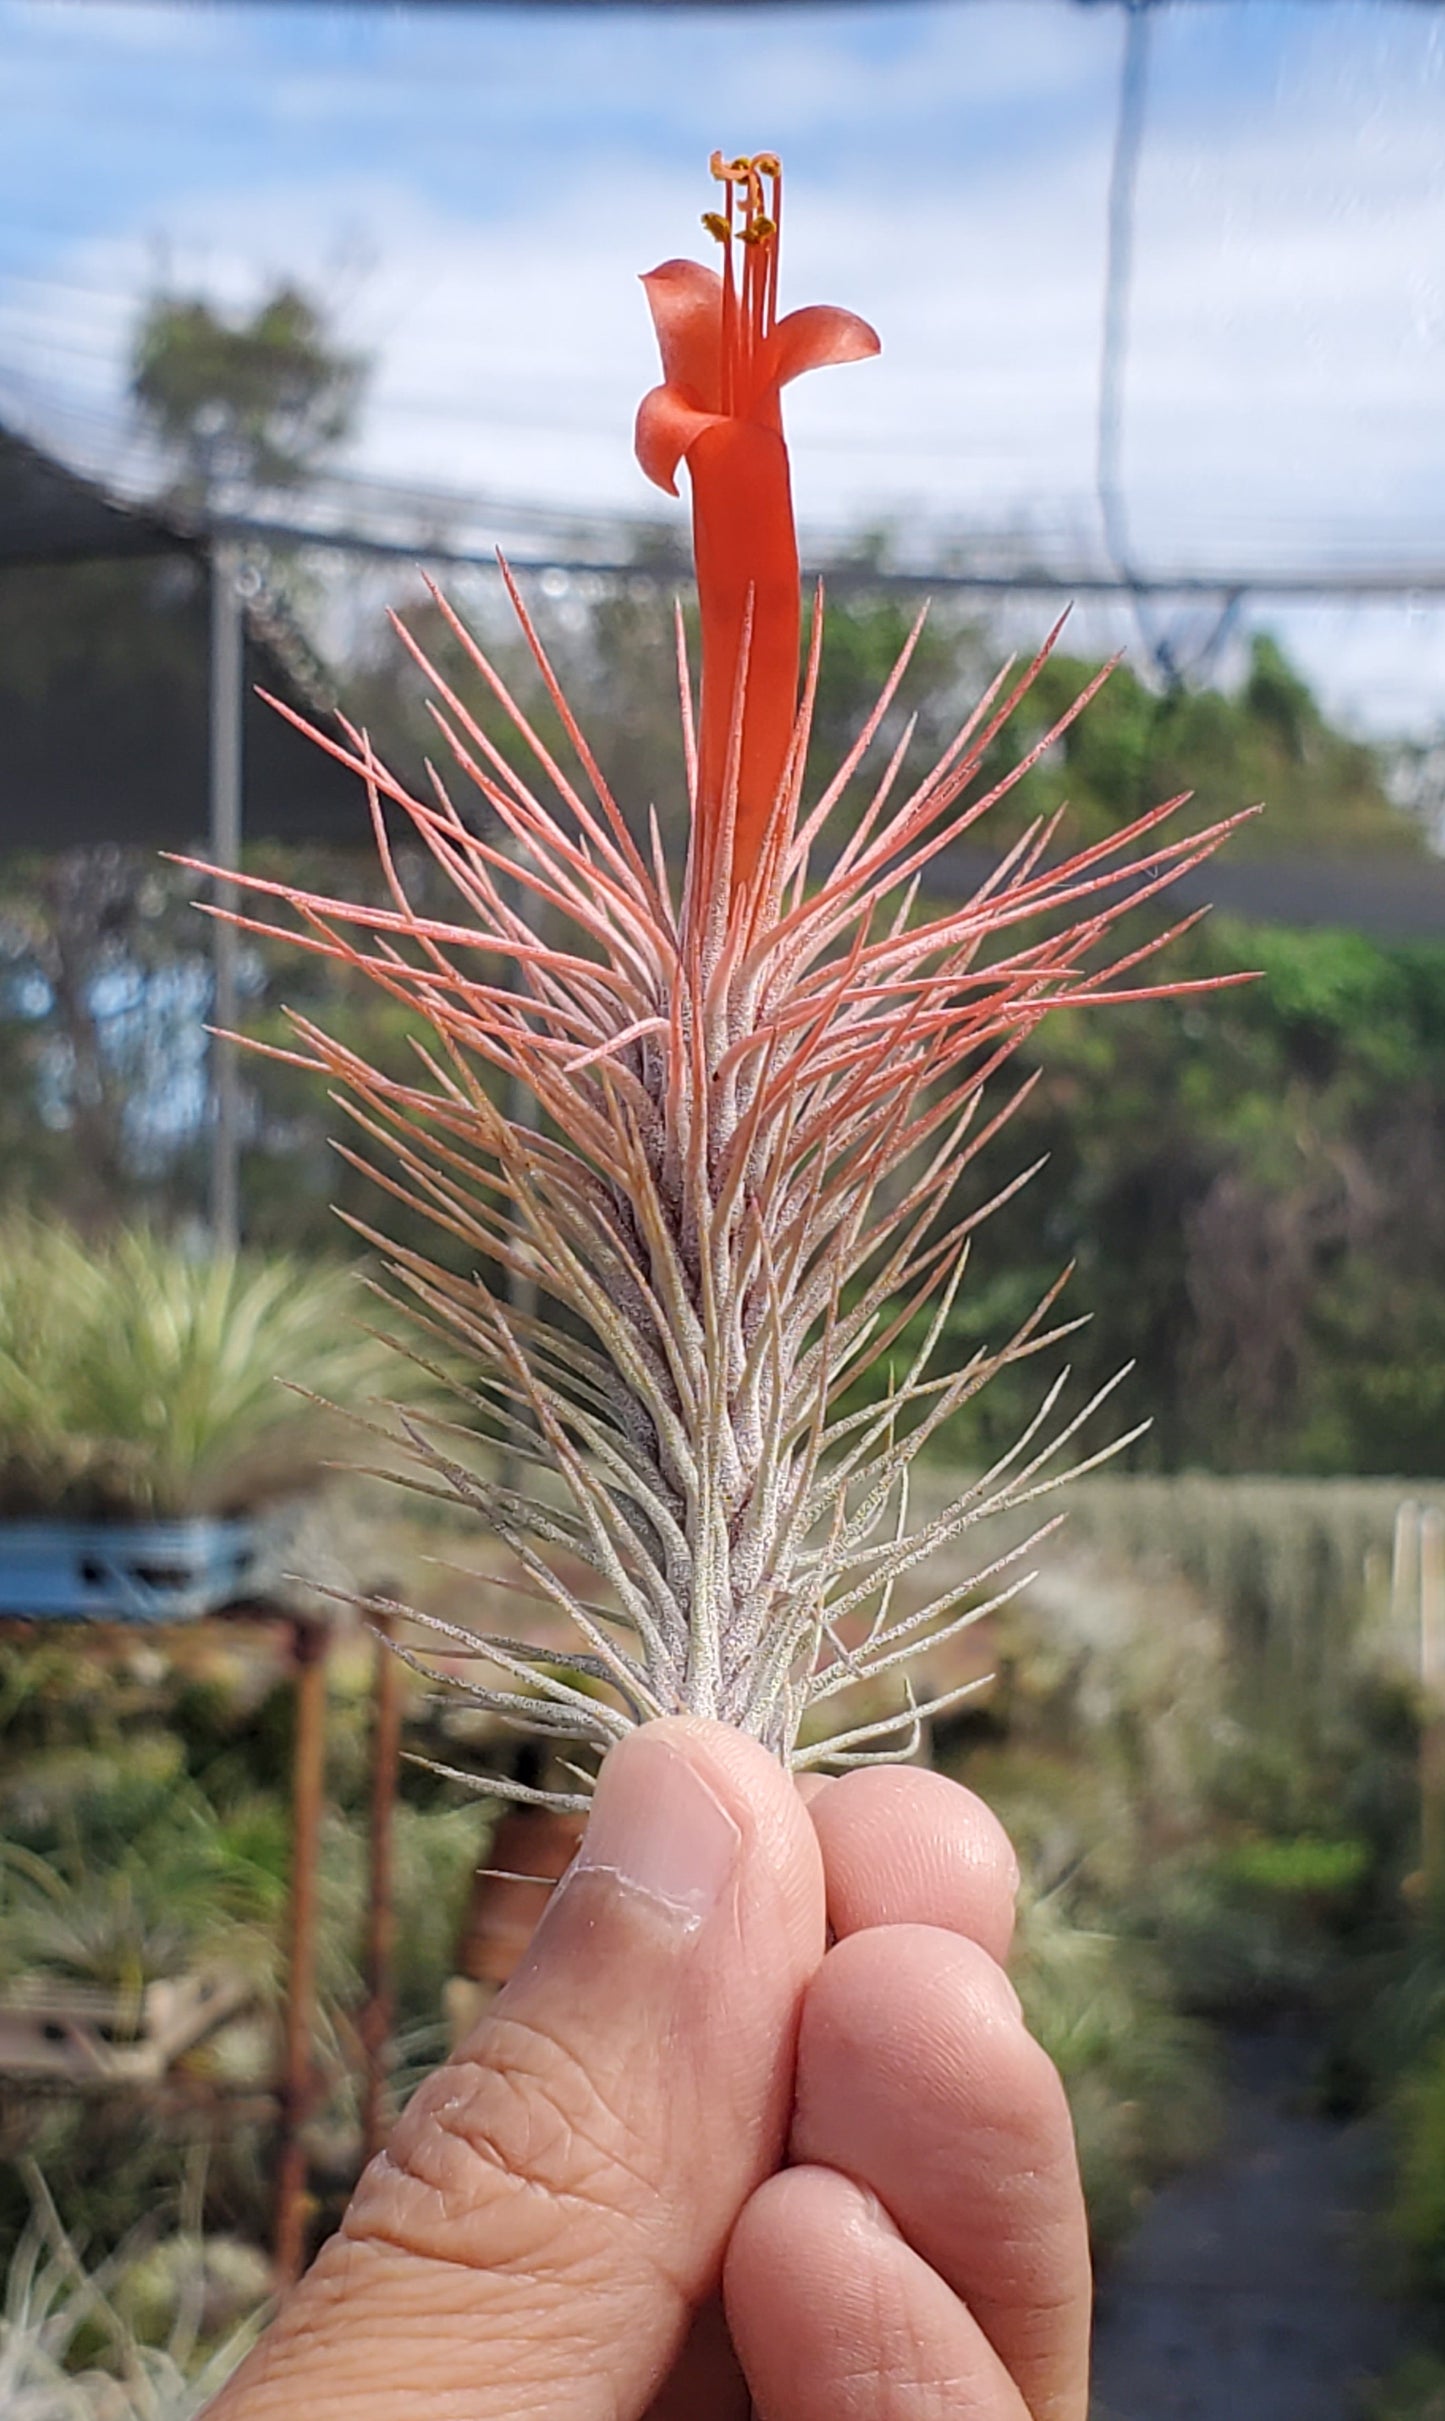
<box><xmin>0</xmin><ymin>1518</ymin><xmax>260</xmax><ymax>1624</ymax></box>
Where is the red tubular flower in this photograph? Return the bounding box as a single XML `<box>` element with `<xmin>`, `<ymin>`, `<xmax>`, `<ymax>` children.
<box><xmin>636</xmin><ymin>153</ymin><xmax>879</xmax><ymax>902</ymax></box>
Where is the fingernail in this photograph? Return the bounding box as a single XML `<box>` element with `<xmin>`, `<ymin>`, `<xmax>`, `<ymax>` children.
<box><xmin>569</xmin><ymin>1735</ymin><xmax>741</xmax><ymax>1928</ymax></box>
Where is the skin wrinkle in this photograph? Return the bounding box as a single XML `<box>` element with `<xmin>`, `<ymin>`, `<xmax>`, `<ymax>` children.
<box><xmin>312</xmin><ymin>1725</ymin><xmax>823</xmax><ymax>2408</ymax></box>
<box><xmin>202</xmin><ymin>1730</ymin><xmax>1089</xmax><ymax>2421</ymax></box>
<box><xmin>363</xmin><ymin>2255</ymin><xmax>597</xmax><ymax>2365</ymax></box>
<box><xmin>844</xmin><ymin>2196</ymin><xmax>1020</xmax><ymax>2416</ymax></box>
<box><xmin>247</xmin><ymin>2180</ymin><xmax>692</xmax><ymax>2421</ymax></box>
<box><xmin>851</xmin><ymin>2259</ymin><xmax>942</xmax><ymax>2389</ymax></box>
<box><xmin>326</xmin><ymin>2227</ymin><xmax>562</xmax><ymax>2321</ymax></box>
<box><xmin>727</xmin><ymin>2167</ymin><xmax>1035</xmax><ymax>2421</ymax></box>
<box><xmin>355</xmin><ymin>2027</ymin><xmax>657</xmax><ymax>2276</ymax></box>
<box><xmin>829</xmin><ymin>2357</ymin><xmax>988</xmax><ymax>2421</ymax></box>
<box><xmin>354</xmin><ymin>2016</ymin><xmax>745</xmax><ymax>2321</ymax></box>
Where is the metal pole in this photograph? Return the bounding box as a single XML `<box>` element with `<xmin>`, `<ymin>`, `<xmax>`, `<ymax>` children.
<box><xmin>1095</xmin><ymin>0</ymin><xmax>1171</xmax><ymax>677</ymax></box>
<box><xmin>1422</xmin><ymin>1510</ymin><xmax>1445</xmax><ymax>1690</ymax></box>
<box><xmin>209</xmin><ymin>536</ymin><xmax>244</xmax><ymax>1254</ymax></box>
<box><xmin>1095</xmin><ymin>0</ymin><xmax>1151</xmax><ymax>572</ymax></box>
<box><xmin>360</xmin><ymin>1611</ymin><xmax>404</xmax><ymax>2161</ymax></box>
<box><xmin>274</xmin><ymin>1614</ymin><xmax>328</xmax><ymax>2290</ymax></box>
<box><xmin>1422</xmin><ymin>1511</ymin><xmax>1445</xmax><ymax>1898</ymax></box>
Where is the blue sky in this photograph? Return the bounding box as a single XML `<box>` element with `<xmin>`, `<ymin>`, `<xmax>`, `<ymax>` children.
<box><xmin>2</xmin><ymin>0</ymin><xmax>1444</xmax><ymax>735</ymax></box>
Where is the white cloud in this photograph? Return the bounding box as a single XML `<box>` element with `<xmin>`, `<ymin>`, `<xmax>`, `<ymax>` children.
<box><xmin>3</xmin><ymin>0</ymin><xmax>1443</xmax><ymax>731</ymax></box>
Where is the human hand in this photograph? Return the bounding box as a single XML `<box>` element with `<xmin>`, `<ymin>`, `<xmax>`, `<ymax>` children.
<box><xmin>203</xmin><ymin>1718</ymin><xmax>1090</xmax><ymax>2420</ymax></box>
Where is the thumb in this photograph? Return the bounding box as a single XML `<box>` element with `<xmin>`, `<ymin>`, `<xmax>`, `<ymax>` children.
<box><xmin>206</xmin><ymin>1718</ymin><xmax>826</xmax><ymax>2421</ymax></box>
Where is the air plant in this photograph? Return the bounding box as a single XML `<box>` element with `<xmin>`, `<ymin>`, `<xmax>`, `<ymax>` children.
<box><xmin>0</xmin><ymin>1219</ymin><xmax>404</xmax><ymax>1521</ymax></box>
<box><xmin>193</xmin><ymin>152</ymin><xmax>1249</xmax><ymax>1809</ymax></box>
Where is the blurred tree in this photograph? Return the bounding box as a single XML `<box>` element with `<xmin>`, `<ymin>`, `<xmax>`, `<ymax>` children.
<box><xmin>346</xmin><ymin>577</ymin><xmax>984</xmax><ymax>870</ymax></box>
<box><xmin>918</xmin><ymin>916</ymin><xmax>1445</xmax><ymax>1477</ymax></box>
<box><xmin>980</xmin><ymin>631</ymin><xmax>1419</xmax><ymax>859</ymax></box>
<box><xmin>131</xmin><ymin>282</ymin><xmax>366</xmax><ymax>501</ymax></box>
<box><xmin>0</xmin><ymin>286</ymin><xmax>369</xmax><ymax>1224</ymax></box>
<box><xmin>1</xmin><ymin>582</ymin><xmax>1441</xmax><ymax>1475</ymax></box>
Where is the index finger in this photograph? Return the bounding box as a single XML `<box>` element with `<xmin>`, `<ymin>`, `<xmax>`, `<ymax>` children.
<box><xmin>807</xmin><ymin>1762</ymin><xmax>1020</xmax><ymax>1964</ymax></box>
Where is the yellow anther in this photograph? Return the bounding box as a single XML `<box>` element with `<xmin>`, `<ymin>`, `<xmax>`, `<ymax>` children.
<box><xmin>701</xmin><ymin>211</ymin><xmax>731</xmax><ymax>244</ymax></box>
<box><xmin>742</xmin><ymin>214</ymin><xmax>776</xmax><ymax>246</ymax></box>
<box><xmin>753</xmin><ymin>152</ymin><xmax>781</xmax><ymax>178</ymax></box>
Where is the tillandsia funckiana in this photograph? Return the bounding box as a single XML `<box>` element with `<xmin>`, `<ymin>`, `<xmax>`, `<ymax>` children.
<box><xmin>195</xmin><ymin>152</ymin><xmax>1251</xmax><ymax>1810</ymax></box>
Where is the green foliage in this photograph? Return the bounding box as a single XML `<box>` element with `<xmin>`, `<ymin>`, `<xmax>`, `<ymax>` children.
<box><xmin>0</xmin><ymin>599</ymin><xmax>1440</xmax><ymax>1480</ymax></box>
<box><xmin>1371</xmin><ymin>2355</ymin><xmax>1445</xmax><ymax>2421</ymax></box>
<box><xmin>1012</xmin><ymin>1894</ymin><xmax>1217</xmax><ymax>2258</ymax></box>
<box><xmin>0</xmin><ymin>1614</ymin><xmax>489</xmax><ymax>2269</ymax></box>
<box><xmin>982</xmin><ymin>631</ymin><xmax>1420</xmax><ymax>858</ymax></box>
<box><xmin>0</xmin><ymin>1736</ymin><xmax>284</xmax><ymax>2003</ymax></box>
<box><xmin>131</xmin><ymin>283</ymin><xmax>365</xmax><ymax>497</ymax></box>
<box><xmin>1219</xmin><ymin>1833</ymin><xmax>1371</xmax><ymax>1899</ymax></box>
<box><xmin>944</xmin><ymin>1477</ymin><xmax>1432</xmax><ymax>2264</ymax></box>
<box><xmin>0</xmin><ymin>1221</ymin><xmax>407</xmax><ymax>1517</ymax></box>
<box><xmin>923</xmin><ymin>915</ymin><xmax>1445</xmax><ymax>1475</ymax></box>
<box><xmin>1393</xmin><ymin>2044</ymin><xmax>1445</xmax><ymax>2305</ymax></box>
<box><xmin>0</xmin><ymin>2182</ymin><xmax>263</xmax><ymax>2418</ymax></box>
<box><xmin>1148</xmin><ymin>1834</ymin><xmax>1378</xmax><ymax>2021</ymax></box>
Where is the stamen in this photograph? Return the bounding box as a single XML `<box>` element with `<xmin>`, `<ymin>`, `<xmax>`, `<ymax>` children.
<box><xmin>697</xmin><ymin>155</ymin><xmax>790</xmax><ymax>417</ymax></box>
<box><xmin>765</xmin><ymin>164</ymin><xmax>782</xmax><ymax>336</ymax></box>
<box><xmin>717</xmin><ymin>169</ymin><xmax>739</xmax><ymax>415</ymax></box>
<box><xmin>706</xmin><ymin>155</ymin><xmax>783</xmax><ymax>406</ymax></box>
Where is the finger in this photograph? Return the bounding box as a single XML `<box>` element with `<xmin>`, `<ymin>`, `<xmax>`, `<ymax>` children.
<box><xmin>646</xmin><ymin>1763</ymin><xmax>1019</xmax><ymax>2421</ymax></box>
<box><xmin>726</xmin><ymin>2165</ymin><xmax>1032</xmax><ymax>2421</ymax></box>
<box><xmin>808</xmin><ymin>1764</ymin><xmax>1019</xmax><ymax>1961</ymax></box>
<box><xmin>206</xmin><ymin>1719</ymin><xmax>826</xmax><ymax>2421</ymax></box>
<box><xmin>642</xmin><ymin>2294</ymin><xmax>749</xmax><ymax>2421</ymax></box>
<box><xmin>790</xmin><ymin>1926</ymin><xmax>1090</xmax><ymax>2421</ymax></box>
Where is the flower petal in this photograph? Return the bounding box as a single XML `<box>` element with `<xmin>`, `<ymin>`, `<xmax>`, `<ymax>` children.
<box><xmin>640</xmin><ymin>258</ymin><xmax>724</xmax><ymax>407</ymax></box>
<box><xmin>763</xmin><ymin>303</ymin><xmax>881</xmax><ymax>392</ymax></box>
<box><xmin>635</xmin><ymin>383</ymin><xmax>726</xmax><ymax>497</ymax></box>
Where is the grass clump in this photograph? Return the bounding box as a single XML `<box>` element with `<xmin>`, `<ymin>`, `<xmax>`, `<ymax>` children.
<box><xmin>0</xmin><ymin>2174</ymin><xmax>264</xmax><ymax>2420</ymax></box>
<box><xmin>0</xmin><ymin>1620</ymin><xmax>488</xmax><ymax>2269</ymax></box>
<box><xmin>1391</xmin><ymin>2041</ymin><xmax>1445</xmax><ymax>2309</ymax></box>
<box><xmin>1011</xmin><ymin>1891</ymin><xmax>1217</xmax><ymax>2257</ymax></box>
<box><xmin>0</xmin><ymin>1220</ymin><xmax>403</xmax><ymax>1520</ymax></box>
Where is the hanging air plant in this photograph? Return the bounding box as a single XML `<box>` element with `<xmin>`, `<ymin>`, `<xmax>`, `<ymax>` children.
<box><xmin>190</xmin><ymin>152</ymin><xmax>1249</xmax><ymax>1806</ymax></box>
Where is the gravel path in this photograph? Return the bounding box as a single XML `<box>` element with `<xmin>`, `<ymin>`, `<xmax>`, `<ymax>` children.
<box><xmin>1090</xmin><ymin>2027</ymin><xmax>1404</xmax><ymax>2421</ymax></box>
